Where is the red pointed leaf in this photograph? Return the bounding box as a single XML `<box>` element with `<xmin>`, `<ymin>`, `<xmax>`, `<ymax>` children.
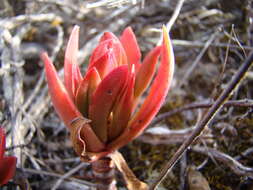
<box><xmin>134</xmin><ymin>46</ymin><xmax>161</xmax><ymax>98</ymax></box>
<box><xmin>64</xmin><ymin>25</ymin><xmax>82</xmax><ymax>99</ymax></box>
<box><xmin>75</xmin><ymin>78</ymin><xmax>89</xmax><ymax>117</ymax></box>
<box><xmin>88</xmin><ymin>37</ymin><xmax>127</xmax><ymax>78</ymax></box>
<box><xmin>99</xmin><ymin>31</ymin><xmax>118</xmax><ymax>43</ymax></box>
<box><xmin>86</xmin><ymin>68</ymin><xmax>101</xmax><ymax>107</ymax></box>
<box><xmin>89</xmin><ymin>65</ymin><xmax>129</xmax><ymax>143</ymax></box>
<box><xmin>108</xmin><ymin>26</ymin><xmax>174</xmax><ymax>150</ymax></box>
<box><xmin>89</xmin><ymin>40</ymin><xmax>112</xmax><ymax>66</ymax></box>
<box><xmin>75</xmin><ymin>68</ymin><xmax>101</xmax><ymax>116</ymax></box>
<box><xmin>0</xmin><ymin>128</ymin><xmax>5</xmax><ymax>159</ymax></box>
<box><xmin>98</xmin><ymin>32</ymin><xmax>128</xmax><ymax>66</ymax></box>
<box><xmin>41</xmin><ymin>52</ymin><xmax>82</xmax><ymax>128</ymax></box>
<box><xmin>108</xmin><ymin>66</ymin><xmax>135</xmax><ymax>141</ymax></box>
<box><xmin>0</xmin><ymin>128</ymin><xmax>16</xmax><ymax>186</ymax></box>
<box><xmin>120</xmin><ymin>27</ymin><xmax>141</xmax><ymax>68</ymax></box>
<box><xmin>88</xmin><ymin>49</ymin><xmax>116</xmax><ymax>79</ymax></box>
<box><xmin>0</xmin><ymin>156</ymin><xmax>17</xmax><ymax>185</ymax></box>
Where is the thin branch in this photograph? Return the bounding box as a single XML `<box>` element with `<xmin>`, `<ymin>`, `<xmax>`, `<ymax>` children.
<box><xmin>149</xmin><ymin>51</ymin><xmax>253</xmax><ymax>190</ymax></box>
<box><xmin>0</xmin><ymin>13</ymin><xmax>62</xmax><ymax>30</ymax></box>
<box><xmin>6</xmin><ymin>144</ymin><xmax>28</xmax><ymax>151</ymax></box>
<box><xmin>157</xmin><ymin>0</ymin><xmax>185</xmax><ymax>45</ymax></box>
<box><xmin>166</xmin><ymin>0</ymin><xmax>185</xmax><ymax>32</ymax></box>
<box><xmin>22</xmin><ymin>167</ymin><xmax>94</xmax><ymax>187</ymax></box>
<box><xmin>192</xmin><ymin>146</ymin><xmax>253</xmax><ymax>178</ymax></box>
<box><xmin>171</xmin><ymin>39</ymin><xmax>253</xmax><ymax>50</ymax></box>
<box><xmin>234</xmin><ymin>147</ymin><xmax>253</xmax><ymax>160</ymax></box>
<box><xmin>178</xmin><ymin>30</ymin><xmax>219</xmax><ymax>87</ymax></box>
<box><xmin>151</xmin><ymin>99</ymin><xmax>253</xmax><ymax>125</ymax></box>
<box><xmin>52</xmin><ymin>162</ymin><xmax>88</xmax><ymax>190</ymax></box>
<box><xmin>138</xmin><ymin>126</ymin><xmax>213</xmax><ymax>145</ymax></box>
<box><xmin>21</xmin><ymin>25</ymin><xmax>63</xmax><ymax>112</ymax></box>
<box><xmin>34</xmin><ymin>0</ymin><xmax>88</xmax><ymax>14</ymax></box>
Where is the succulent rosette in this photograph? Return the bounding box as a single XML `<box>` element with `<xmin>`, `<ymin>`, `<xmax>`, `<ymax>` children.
<box><xmin>41</xmin><ymin>25</ymin><xmax>174</xmax><ymax>162</ymax></box>
<box><xmin>0</xmin><ymin>128</ymin><xmax>17</xmax><ymax>185</ymax></box>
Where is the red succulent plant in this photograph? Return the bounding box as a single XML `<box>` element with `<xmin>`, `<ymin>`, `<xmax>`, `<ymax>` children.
<box><xmin>41</xmin><ymin>25</ymin><xmax>174</xmax><ymax>162</ymax></box>
<box><xmin>0</xmin><ymin>127</ymin><xmax>17</xmax><ymax>186</ymax></box>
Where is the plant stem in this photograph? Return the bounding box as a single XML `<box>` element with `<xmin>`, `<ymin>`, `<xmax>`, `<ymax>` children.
<box><xmin>91</xmin><ymin>156</ymin><xmax>117</xmax><ymax>190</ymax></box>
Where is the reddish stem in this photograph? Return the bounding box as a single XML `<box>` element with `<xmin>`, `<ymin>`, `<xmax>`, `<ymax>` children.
<box><xmin>91</xmin><ymin>157</ymin><xmax>117</xmax><ymax>190</ymax></box>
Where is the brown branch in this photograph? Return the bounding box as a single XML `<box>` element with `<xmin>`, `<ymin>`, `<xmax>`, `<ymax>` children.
<box><xmin>151</xmin><ymin>99</ymin><xmax>253</xmax><ymax>125</ymax></box>
<box><xmin>51</xmin><ymin>163</ymin><xmax>88</xmax><ymax>190</ymax></box>
<box><xmin>138</xmin><ymin>127</ymin><xmax>213</xmax><ymax>145</ymax></box>
<box><xmin>149</xmin><ymin>51</ymin><xmax>253</xmax><ymax>190</ymax></box>
<box><xmin>192</xmin><ymin>146</ymin><xmax>253</xmax><ymax>178</ymax></box>
<box><xmin>21</xmin><ymin>168</ymin><xmax>94</xmax><ymax>187</ymax></box>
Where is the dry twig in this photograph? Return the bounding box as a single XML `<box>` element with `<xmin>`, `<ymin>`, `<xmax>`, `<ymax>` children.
<box><xmin>52</xmin><ymin>162</ymin><xmax>89</xmax><ymax>190</ymax></box>
<box><xmin>192</xmin><ymin>146</ymin><xmax>253</xmax><ymax>179</ymax></box>
<box><xmin>151</xmin><ymin>99</ymin><xmax>253</xmax><ymax>125</ymax></box>
<box><xmin>22</xmin><ymin>167</ymin><xmax>94</xmax><ymax>187</ymax></box>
